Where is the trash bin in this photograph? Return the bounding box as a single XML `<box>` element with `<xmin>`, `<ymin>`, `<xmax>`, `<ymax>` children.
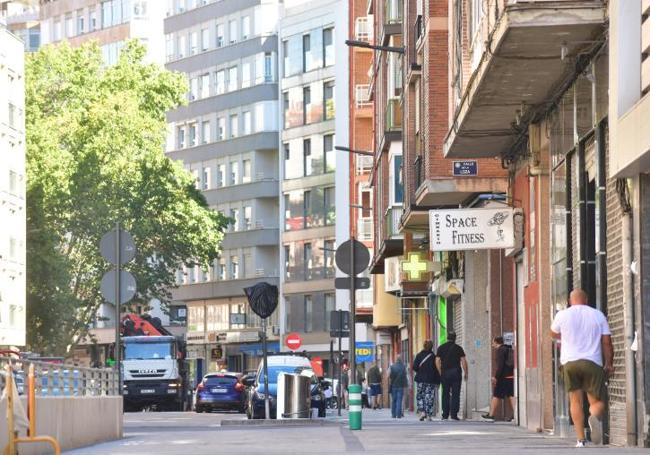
<box><xmin>278</xmin><ymin>373</ymin><xmax>311</xmax><ymax>419</ymax></box>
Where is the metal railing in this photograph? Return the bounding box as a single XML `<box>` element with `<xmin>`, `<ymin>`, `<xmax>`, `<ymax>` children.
<box><xmin>386</xmin><ymin>98</ymin><xmax>403</xmax><ymax>131</ymax></box>
<box><xmin>355</xmin><ymin>84</ymin><xmax>372</xmax><ymax>108</ymax></box>
<box><xmin>355</xmin><ymin>16</ymin><xmax>373</xmax><ymax>42</ymax></box>
<box><xmin>356</xmin><ymin>154</ymin><xmax>374</xmax><ymax>173</ymax></box>
<box><xmin>384</xmin><ymin>206</ymin><xmax>403</xmax><ymax>238</ymax></box>
<box><xmin>357</xmin><ymin>218</ymin><xmax>374</xmax><ymax>241</ymax></box>
<box><xmin>0</xmin><ymin>357</ymin><xmax>119</xmax><ymax>397</ymax></box>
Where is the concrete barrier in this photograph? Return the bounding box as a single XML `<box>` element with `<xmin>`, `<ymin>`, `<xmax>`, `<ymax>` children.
<box><xmin>0</xmin><ymin>396</ymin><xmax>122</xmax><ymax>454</ymax></box>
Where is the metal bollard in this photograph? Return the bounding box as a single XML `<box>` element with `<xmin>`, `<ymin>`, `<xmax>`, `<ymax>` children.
<box><xmin>348</xmin><ymin>384</ymin><xmax>362</xmax><ymax>430</ymax></box>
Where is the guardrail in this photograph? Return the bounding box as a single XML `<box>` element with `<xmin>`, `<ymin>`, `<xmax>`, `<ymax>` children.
<box><xmin>0</xmin><ymin>357</ymin><xmax>119</xmax><ymax>397</ymax></box>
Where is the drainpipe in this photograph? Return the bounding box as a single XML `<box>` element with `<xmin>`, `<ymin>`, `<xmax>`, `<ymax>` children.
<box><xmin>621</xmin><ymin>206</ymin><xmax>638</xmax><ymax>446</ymax></box>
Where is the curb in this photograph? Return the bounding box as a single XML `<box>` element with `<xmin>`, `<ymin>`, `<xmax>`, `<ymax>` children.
<box><xmin>221</xmin><ymin>419</ymin><xmax>339</xmax><ymax>427</ymax></box>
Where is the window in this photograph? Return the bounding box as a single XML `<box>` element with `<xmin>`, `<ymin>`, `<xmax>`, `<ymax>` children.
<box><xmin>230</xmin><ymin>161</ymin><xmax>239</xmax><ymax>184</ymax></box>
<box><xmin>304</xmin><ymin>243</ymin><xmax>313</xmax><ymax>279</ymax></box>
<box><xmin>217</xmin><ymin>117</ymin><xmax>225</xmax><ymax>140</ymax></box>
<box><xmin>190</xmin><ymin>31</ymin><xmax>198</xmax><ymax>55</ymax></box>
<box><xmin>282</xmin><ymin>40</ymin><xmax>289</xmax><ymax>76</ymax></box>
<box><xmin>191</xmin><ymin>169</ymin><xmax>200</xmax><ymax>189</ymax></box>
<box><xmin>303</xmin><ymin>86</ymin><xmax>311</xmax><ymax>124</ymax></box>
<box><xmin>241</xmin><ymin>62</ymin><xmax>251</xmax><ymax>88</ymax></box>
<box><xmin>389</xmin><ymin>154</ymin><xmax>404</xmax><ymax>204</ymax></box>
<box><xmin>230</xmin><ymin>208</ymin><xmax>240</xmax><ymax>231</ymax></box>
<box><xmin>101</xmin><ymin>2</ymin><xmax>112</xmax><ymax>28</ymax></box>
<box><xmin>244</xmin><ymin>206</ymin><xmax>252</xmax><ymax>230</ymax></box>
<box><xmin>177</xmin><ymin>35</ymin><xmax>186</xmax><ymax>58</ymax></box>
<box><xmin>227</xmin><ymin>66</ymin><xmax>237</xmax><ymax>92</ymax></box>
<box><xmin>202</xmin><ymin>167</ymin><xmax>211</xmax><ymax>190</ymax></box>
<box><xmin>90</xmin><ymin>10</ymin><xmax>97</xmax><ymax>31</ymax></box>
<box><xmin>264</xmin><ymin>53</ymin><xmax>273</xmax><ymax>82</ymax></box>
<box><xmin>53</xmin><ymin>21</ymin><xmax>61</xmax><ymax>41</ymax></box>
<box><xmin>201</xmin><ymin>28</ymin><xmax>209</xmax><ymax>51</ymax></box>
<box><xmin>323</xmin><ymin>27</ymin><xmax>334</xmax><ymax>66</ymax></box>
<box><xmin>230</xmin><ymin>255</ymin><xmax>239</xmax><ymax>279</ymax></box>
<box><xmin>202</xmin><ymin>120</ymin><xmax>210</xmax><ymax>144</ymax></box>
<box><xmin>324</xmin><ymin>240</ymin><xmax>335</xmax><ymax>278</ymax></box>
<box><xmin>324</xmin><ymin>293</ymin><xmax>335</xmax><ymax>330</ymax></box>
<box><xmin>284</xmin><ymin>245</ymin><xmax>292</xmax><ymax>279</ymax></box>
<box><xmin>229</xmin><ymin>114</ymin><xmax>238</xmax><ymax>138</ymax></box>
<box><xmin>241</xmin><ymin>16</ymin><xmax>250</xmax><ymax>40</ymax></box>
<box><xmin>189</xmin><ymin>77</ymin><xmax>198</xmax><ymax>100</ymax></box>
<box><xmin>8</xmin><ymin>171</ymin><xmax>19</xmax><ymax>196</ymax></box>
<box><xmin>242</xmin><ymin>159</ymin><xmax>252</xmax><ymax>183</ymax></box>
<box><xmin>217</xmin><ymin>164</ymin><xmax>225</xmax><ymax>187</ymax></box>
<box><xmin>243</xmin><ymin>111</ymin><xmax>252</xmax><ymax>135</ymax></box>
<box><xmin>133</xmin><ymin>1</ymin><xmax>147</xmax><ymax>18</ymax></box>
<box><xmin>302</xmin><ymin>34</ymin><xmax>311</xmax><ymax>72</ymax></box>
<box><xmin>283</xmin><ymin>142</ymin><xmax>290</xmax><ymax>176</ymax></box>
<box><xmin>177</xmin><ymin>126</ymin><xmax>186</xmax><ymax>148</ymax></box>
<box><xmin>283</xmin><ymin>92</ymin><xmax>290</xmax><ymax>128</ymax></box>
<box><xmin>166</xmin><ymin>36</ymin><xmax>174</xmax><ymax>61</ymax></box>
<box><xmin>324</xmin><ymin>81</ymin><xmax>335</xmax><ymax>120</ymax></box>
<box><xmin>324</xmin><ymin>134</ymin><xmax>335</xmax><ymax>172</ymax></box>
<box><xmin>200</xmin><ymin>73</ymin><xmax>209</xmax><ymax>98</ymax></box>
<box><xmin>284</xmin><ymin>194</ymin><xmax>291</xmax><ymax>230</ymax></box>
<box><xmin>218</xmin><ymin>258</ymin><xmax>226</xmax><ymax>280</ymax></box>
<box><xmin>229</xmin><ymin>19</ymin><xmax>237</xmax><ymax>44</ymax></box>
<box><xmin>189</xmin><ymin>123</ymin><xmax>197</xmax><ymax>147</ymax></box>
<box><xmin>188</xmin><ymin>265</ymin><xmax>196</xmax><ymax>284</ymax></box>
<box><xmin>77</xmin><ymin>11</ymin><xmax>85</xmax><ymax>34</ymax></box>
<box><xmin>303</xmin><ymin>190</ymin><xmax>311</xmax><ymax>228</ymax></box>
<box><xmin>325</xmin><ymin>187</ymin><xmax>335</xmax><ymax>225</ymax></box>
<box><xmin>361</xmin><ymin>188</ymin><xmax>372</xmax><ymax>218</ymax></box>
<box><xmin>216</xmin><ymin>70</ymin><xmax>225</xmax><ymax>94</ymax></box>
<box><xmin>303</xmin><ymin>139</ymin><xmax>312</xmax><ymax>176</ymax></box>
<box><xmin>304</xmin><ymin>295</ymin><xmax>313</xmax><ymax>332</ymax></box>
<box><xmin>216</xmin><ymin>24</ymin><xmax>224</xmax><ymax>47</ymax></box>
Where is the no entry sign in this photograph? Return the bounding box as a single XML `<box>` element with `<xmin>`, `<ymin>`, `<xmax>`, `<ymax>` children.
<box><xmin>285</xmin><ymin>332</ymin><xmax>302</xmax><ymax>351</ymax></box>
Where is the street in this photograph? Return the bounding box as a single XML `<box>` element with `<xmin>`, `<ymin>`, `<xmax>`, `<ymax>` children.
<box><xmin>64</xmin><ymin>410</ymin><xmax>646</xmax><ymax>454</ymax></box>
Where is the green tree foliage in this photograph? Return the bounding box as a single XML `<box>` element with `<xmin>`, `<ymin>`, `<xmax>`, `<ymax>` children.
<box><xmin>25</xmin><ymin>41</ymin><xmax>228</xmax><ymax>355</ymax></box>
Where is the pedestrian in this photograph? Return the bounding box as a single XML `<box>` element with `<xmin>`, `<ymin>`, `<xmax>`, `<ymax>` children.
<box><xmin>413</xmin><ymin>340</ymin><xmax>440</xmax><ymax>421</ymax></box>
<box><xmin>388</xmin><ymin>355</ymin><xmax>408</xmax><ymax>418</ymax></box>
<box><xmin>482</xmin><ymin>336</ymin><xmax>515</xmax><ymax>421</ymax></box>
<box><xmin>550</xmin><ymin>288</ymin><xmax>613</xmax><ymax>448</ymax></box>
<box><xmin>340</xmin><ymin>360</ymin><xmax>350</xmax><ymax>410</ymax></box>
<box><xmin>436</xmin><ymin>332</ymin><xmax>468</xmax><ymax>421</ymax></box>
<box><xmin>367</xmin><ymin>362</ymin><xmax>382</xmax><ymax>409</ymax></box>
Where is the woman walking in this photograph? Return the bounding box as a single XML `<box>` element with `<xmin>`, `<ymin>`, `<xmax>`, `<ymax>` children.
<box><xmin>389</xmin><ymin>355</ymin><xmax>408</xmax><ymax>418</ymax></box>
<box><xmin>413</xmin><ymin>340</ymin><xmax>441</xmax><ymax>421</ymax></box>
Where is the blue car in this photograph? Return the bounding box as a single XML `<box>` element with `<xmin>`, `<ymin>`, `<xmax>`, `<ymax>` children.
<box><xmin>194</xmin><ymin>372</ymin><xmax>245</xmax><ymax>413</ymax></box>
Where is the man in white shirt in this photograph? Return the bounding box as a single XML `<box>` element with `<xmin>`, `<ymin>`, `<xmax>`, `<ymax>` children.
<box><xmin>551</xmin><ymin>288</ymin><xmax>614</xmax><ymax>448</ymax></box>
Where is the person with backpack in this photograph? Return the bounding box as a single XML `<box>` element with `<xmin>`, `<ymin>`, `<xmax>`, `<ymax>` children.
<box><xmin>388</xmin><ymin>355</ymin><xmax>408</xmax><ymax>418</ymax></box>
<box><xmin>413</xmin><ymin>340</ymin><xmax>440</xmax><ymax>421</ymax></box>
<box><xmin>482</xmin><ymin>336</ymin><xmax>515</xmax><ymax>421</ymax></box>
<box><xmin>435</xmin><ymin>332</ymin><xmax>467</xmax><ymax>420</ymax></box>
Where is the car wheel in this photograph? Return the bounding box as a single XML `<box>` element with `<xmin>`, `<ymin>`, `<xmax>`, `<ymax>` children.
<box><xmin>195</xmin><ymin>406</ymin><xmax>203</xmax><ymax>413</ymax></box>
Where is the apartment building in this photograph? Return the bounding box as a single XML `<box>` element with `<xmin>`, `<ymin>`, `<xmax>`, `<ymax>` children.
<box><xmin>0</xmin><ymin>25</ymin><xmax>27</xmax><ymax>347</ymax></box>
<box><xmin>278</xmin><ymin>0</ymin><xmax>349</xmax><ymax>367</ymax></box>
<box><xmin>1</xmin><ymin>0</ymin><xmax>40</xmax><ymax>52</ymax></box>
<box><xmin>164</xmin><ymin>0</ymin><xmax>281</xmax><ymax>377</ymax></box>
<box><xmin>39</xmin><ymin>0</ymin><xmax>165</xmax><ymax>64</ymax></box>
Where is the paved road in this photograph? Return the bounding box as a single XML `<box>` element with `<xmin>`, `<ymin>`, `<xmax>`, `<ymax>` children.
<box><xmin>64</xmin><ymin>410</ymin><xmax>645</xmax><ymax>454</ymax></box>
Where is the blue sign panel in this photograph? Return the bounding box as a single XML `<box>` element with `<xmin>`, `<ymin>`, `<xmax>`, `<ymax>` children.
<box><xmin>355</xmin><ymin>341</ymin><xmax>375</xmax><ymax>363</ymax></box>
<box><xmin>452</xmin><ymin>160</ymin><xmax>478</xmax><ymax>176</ymax></box>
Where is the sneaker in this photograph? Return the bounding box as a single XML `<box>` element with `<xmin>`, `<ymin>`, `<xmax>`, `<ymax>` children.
<box><xmin>589</xmin><ymin>415</ymin><xmax>603</xmax><ymax>445</ymax></box>
<box><xmin>481</xmin><ymin>413</ymin><xmax>495</xmax><ymax>421</ymax></box>
<box><xmin>451</xmin><ymin>416</ymin><xmax>460</xmax><ymax>421</ymax></box>
<box><xmin>576</xmin><ymin>439</ymin><xmax>588</xmax><ymax>448</ymax></box>
<box><xmin>427</xmin><ymin>416</ymin><xmax>433</xmax><ymax>422</ymax></box>
<box><xmin>419</xmin><ymin>414</ymin><xmax>426</xmax><ymax>422</ymax></box>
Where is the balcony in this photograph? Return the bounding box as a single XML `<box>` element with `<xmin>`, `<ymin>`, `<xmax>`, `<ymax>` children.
<box><xmin>355</xmin><ymin>16</ymin><xmax>374</xmax><ymax>43</ymax></box>
<box><xmin>357</xmin><ymin>218</ymin><xmax>374</xmax><ymax>241</ymax></box>
<box><xmin>385</xmin><ymin>99</ymin><xmax>402</xmax><ymax>132</ymax></box>
<box><xmin>384</xmin><ymin>206</ymin><xmax>403</xmax><ymax>239</ymax></box>
<box><xmin>370</xmin><ymin>206</ymin><xmax>403</xmax><ymax>274</ymax></box>
<box><xmin>356</xmin><ymin>154</ymin><xmax>374</xmax><ymax>173</ymax></box>
<box><xmin>355</xmin><ymin>84</ymin><xmax>372</xmax><ymax>109</ymax></box>
<box><xmin>382</xmin><ymin>0</ymin><xmax>402</xmax><ymax>40</ymax></box>
<box><xmin>444</xmin><ymin>0</ymin><xmax>606</xmax><ymax>158</ymax></box>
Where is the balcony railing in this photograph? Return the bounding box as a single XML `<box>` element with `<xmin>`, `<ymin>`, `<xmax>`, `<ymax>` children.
<box><xmin>356</xmin><ymin>154</ymin><xmax>374</xmax><ymax>173</ymax></box>
<box><xmin>355</xmin><ymin>84</ymin><xmax>372</xmax><ymax>108</ymax></box>
<box><xmin>385</xmin><ymin>0</ymin><xmax>403</xmax><ymax>24</ymax></box>
<box><xmin>355</xmin><ymin>16</ymin><xmax>374</xmax><ymax>42</ymax></box>
<box><xmin>384</xmin><ymin>206</ymin><xmax>403</xmax><ymax>239</ymax></box>
<box><xmin>357</xmin><ymin>218</ymin><xmax>374</xmax><ymax>240</ymax></box>
<box><xmin>386</xmin><ymin>99</ymin><xmax>402</xmax><ymax>132</ymax></box>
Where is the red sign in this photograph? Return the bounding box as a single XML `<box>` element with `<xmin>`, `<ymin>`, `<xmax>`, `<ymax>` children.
<box><xmin>285</xmin><ymin>333</ymin><xmax>302</xmax><ymax>351</ymax></box>
<box><xmin>311</xmin><ymin>356</ymin><xmax>324</xmax><ymax>377</ymax></box>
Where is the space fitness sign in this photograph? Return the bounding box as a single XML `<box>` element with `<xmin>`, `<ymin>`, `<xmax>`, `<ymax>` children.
<box><xmin>429</xmin><ymin>207</ymin><xmax>515</xmax><ymax>251</ymax></box>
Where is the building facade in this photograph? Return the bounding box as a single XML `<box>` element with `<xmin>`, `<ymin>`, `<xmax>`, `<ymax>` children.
<box><xmin>1</xmin><ymin>0</ymin><xmax>40</xmax><ymax>52</ymax></box>
<box><xmin>0</xmin><ymin>25</ymin><xmax>27</xmax><ymax>348</ymax></box>
<box><xmin>278</xmin><ymin>0</ymin><xmax>348</xmax><ymax>370</ymax></box>
<box><xmin>164</xmin><ymin>0</ymin><xmax>281</xmax><ymax>380</ymax></box>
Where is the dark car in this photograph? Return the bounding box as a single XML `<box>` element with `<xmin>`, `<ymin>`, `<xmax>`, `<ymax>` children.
<box><xmin>195</xmin><ymin>372</ymin><xmax>245</xmax><ymax>413</ymax></box>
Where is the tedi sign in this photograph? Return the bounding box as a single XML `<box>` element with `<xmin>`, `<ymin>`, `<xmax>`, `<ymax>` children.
<box><xmin>429</xmin><ymin>207</ymin><xmax>515</xmax><ymax>251</ymax></box>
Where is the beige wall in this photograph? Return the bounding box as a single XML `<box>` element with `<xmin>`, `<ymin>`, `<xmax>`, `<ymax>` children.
<box><xmin>0</xmin><ymin>396</ymin><xmax>123</xmax><ymax>454</ymax></box>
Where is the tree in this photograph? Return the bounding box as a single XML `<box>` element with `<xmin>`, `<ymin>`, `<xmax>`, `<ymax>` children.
<box><xmin>25</xmin><ymin>41</ymin><xmax>228</xmax><ymax>355</ymax></box>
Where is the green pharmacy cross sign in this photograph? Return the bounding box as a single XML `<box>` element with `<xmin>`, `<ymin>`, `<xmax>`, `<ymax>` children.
<box><xmin>401</xmin><ymin>252</ymin><xmax>431</xmax><ymax>281</ymax></box>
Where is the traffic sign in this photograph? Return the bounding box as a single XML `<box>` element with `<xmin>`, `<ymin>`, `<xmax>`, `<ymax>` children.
<box><xmin>335</xmin><ymin>239</ymin><xmax>370</xmax><ymax>276</ymax></box>
<box><xmin>100</xmin><ymin>228</ymin><xmax>136</xmax><ymax>265</ymax></box>
<box><xmin>285</xmin><ymin>332</ymin><xmax>302</xmax><ymax>351</ymax></box>
<box><xmin>334</xmin><ymin>277</ymin><xmax>370</xmax><ymax>290</ymax></box>
<box><xmin>100</xmin><ymin>270</ymin><xmax>137</xmax><ymax>305</ymax></box>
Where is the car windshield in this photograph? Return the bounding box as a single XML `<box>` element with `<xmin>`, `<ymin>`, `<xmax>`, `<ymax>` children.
<box><xmin>260</xmin><ymin>366</ymin><xmax>314</xmax><ymax>384</ymax></box>
<box><xmin>205</xmin><ymin>376</ymin><xmax>237</xmax><ymax>386</ymax></box>
<box><xmin>124</xmin><ymin>342</ymin><xmax>173</xmax><ymax>360</ymax></box>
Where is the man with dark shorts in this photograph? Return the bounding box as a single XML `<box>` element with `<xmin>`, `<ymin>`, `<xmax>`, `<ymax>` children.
<box><xmin>551</xmin><ymin>289</ymin><xmax>614</xmax><ymax>448</ymax></box>
<box><xmin>482</xmin><ymin>336</ymin><xmax>514</xmax><ymax>421</ymax></box>
<box><xmin>436</xmin><ymin>332</ymin><xmax>468</xmax><ymax>420</ymax></box>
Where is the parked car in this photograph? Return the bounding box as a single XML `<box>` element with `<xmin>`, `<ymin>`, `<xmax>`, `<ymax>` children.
<box><xmin>195</xmin><ymin>372</ymin><xmax>245</xmax><ymax>413</ymax></box>
<box><xmin>246</xmin><ymin>355</ymin><xmax>326</xmax><ymax>419</ymax></box>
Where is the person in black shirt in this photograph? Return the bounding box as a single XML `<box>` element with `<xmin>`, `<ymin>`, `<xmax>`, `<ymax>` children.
<box><xmin>435</xmin><ymin>332</ymin><xmax>467</xmax><ymax>420</ymax></box>
<box><xmin>413</xmin><ymin>340</ymin><xmax>440</xmax><ymax>421</ymax></box>
<box><xmin>482</xmin><ymin>336</ymin><xmax>515</xmax><ymax>421</ymax></box>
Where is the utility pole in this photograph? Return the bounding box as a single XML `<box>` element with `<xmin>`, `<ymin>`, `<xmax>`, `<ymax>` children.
<box><xmin>349</xmin><ymin>236</ymin><xmax>356</xmax><ymax>387</ymax></box>
<box><xmin>114</xmin><ymin>221</ymin><xmax>122</xmax><ymax>394</ymax></box>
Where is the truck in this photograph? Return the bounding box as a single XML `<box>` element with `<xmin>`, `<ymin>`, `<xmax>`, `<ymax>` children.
<box><xmin>120</xmin><ymin>314</ymin><xmax>191</xmax><ymax>412</ymax></box>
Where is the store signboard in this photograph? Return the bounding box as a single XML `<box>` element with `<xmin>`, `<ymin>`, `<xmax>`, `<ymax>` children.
<box><xmin>429</xmin><ymin>207</ymin><xmax>515</xmax><ymax>251</ymax></box>
<box><xmin>384</xmin><ymin>256</ymin><xmax>402</xmax><ymax>292</ymax></box>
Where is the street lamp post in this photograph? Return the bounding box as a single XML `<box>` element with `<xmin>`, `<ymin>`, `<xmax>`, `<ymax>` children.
<box><xmin>345</xmin><ymin>39</ymin><xmax>405</xmax><ymax>54</ymax></box>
